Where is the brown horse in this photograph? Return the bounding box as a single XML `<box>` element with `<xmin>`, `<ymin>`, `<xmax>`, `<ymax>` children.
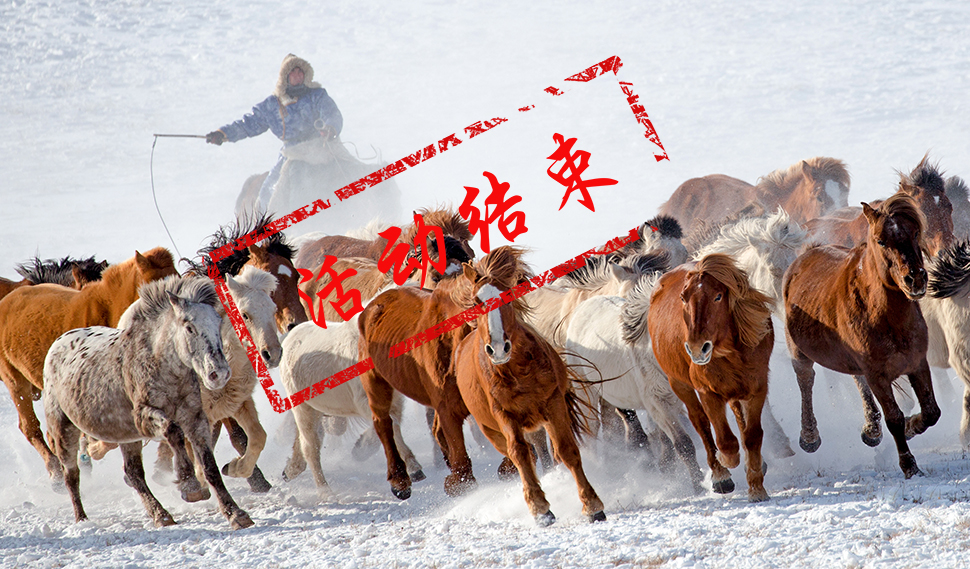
<box><xmin>294</xmin><ymin>207</ymin><xmax>475</xmax><ymax>271</ymax></box>
<box><xmin>784</xmin><ymin>193</ymin><xmax>938</xmax><ymax>478</ymax></box>
<box><xmin>0</xmin><ymin>248</ymin><xmax>177</xmax><ymax>483</ymax></box>
<box><xmin>660</xmin><ymin>157</ymin><xmax>851</xmax><ymax>239</ymax></box>
<box><xmin>357</xmin><ymin>257</ymin><xmax>476</xmax><ymax>500</ymax></box>
<box><xmin>649</xmin><ymin>253</ymin><xmax>775</xmax><ymax>502</ymax></box>
<box><xmin>803</xmin><ymin>157</ymin><xmax>953</xmax><ymax>257</ymax></box>
<box><xmin>454</xmin><ymin>247</ymin><xmax>605</xmax><ymax>525</ymax></box>
<box><xmin>191</xmin><ymin>213</ymin><xmax>308</xmax><ymax>333</ymax></box>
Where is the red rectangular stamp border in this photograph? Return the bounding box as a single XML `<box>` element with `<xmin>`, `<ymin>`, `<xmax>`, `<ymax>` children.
<box><xmin>205</xmin><ymin>55</ymin><xmax>667</xmax><ymax>413</ymax></box>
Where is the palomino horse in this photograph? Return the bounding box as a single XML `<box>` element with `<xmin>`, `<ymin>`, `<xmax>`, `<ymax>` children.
<box><xmin>659</xmin><ymin>157</ymin><xmax>851</xmax><ymax>239</ymax></box>
<box><xmin>0</xmin><ymin>248</ymin><xmax>176</xmax><ymax>483</ymax></box>
<box><xmin>454</xmin><ymin>247</ymin><xmax>606</xmax><ymax>525</ymax></box>
<box><xmin>784</xmin><ymin>193</ymin><xmax>939</xmax><ymax>478</ymax></box>
<box><xmin>802</xmin><ymin>158</ymin><xmax>953</xmax><ymax>257</ymax></box>
<box><xmin>294</xmin><ymin>207</ymin><xmax>476</xmax><ymax>271</ymax></box>
<box><xmin>192</xmin><ymin>213</ymin><xmax>308</xmax><ymax>333</ymax></box>
<box><xmin>357</xmin><ymin>253</ymin><xmax>478</xmax><ymax>500</ymax></box>
<box><xmin>279</xmin><ymin>313</ymin><xmax>425</xmax><ymax>497</ymax></box>
<box><xmin>649</xmin><ymin>254</ymin><xmax>775</xmax><ymax>502</ymax></box>
<box><xmin>43</xmin><ymin>277</ymin><xmax>253</xmax><ymax>529</ymax></box>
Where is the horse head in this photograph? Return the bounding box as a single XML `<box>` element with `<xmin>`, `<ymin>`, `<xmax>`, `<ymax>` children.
<box><xmin>681</xmin><ymin>254</ymin><xmax>772</xmax><ymax>365</ymax></box>
<box><xmin>166</xmin><ymin>289</ymin><xmax>231</xmax><ymax>391</ymax></box>
<box><xmin>768</xmin><ymin>157</ymin><xmax>850</xmax><ymax>223</ymax></box>
<box><xmin>247</xmin><ymin>244</ymin><xmax>307</xmax><ymax>333</ymax></box>
<box><xmin>134</xmin><ymin>247</ymin><xmax>179</xmax><ymax>284</ymax></box>
<box><xmin>641</xmin><ymin>215</ymin><xmax>688</xmax><ymax>266</ymax></box>
<box><xmin>898</xmin><ymin>157</ymin><xmax>953</xmax><ymax>257</ymax></box>
<box><xmin>456</xmin><ymin>246</ymin><xmax>532</xmax><ymax>366</ymax></box>
<box><xmin>862</xmin><ymin>193</ymin><xmax>928</xmax><ymax>300</ymax></box>
<box><xmin>226</xmin><ymin>266</ymin><xmax>282</xmax><ymax>368</ymax></box>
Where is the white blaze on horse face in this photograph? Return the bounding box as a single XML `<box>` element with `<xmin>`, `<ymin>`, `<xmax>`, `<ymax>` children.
<box><xmin>276</xmin><ymin>264</ymin><xmax>292</xmax><ymax>278</ymax></box>
<box><xmin>477</xmin><ymin>284</ymin><xmax>510</xmax><ymax>364</ymax></box>
<box><xmin>825</xmin><ymin>179</ymin><xmax>845</xmax><ymax>209</ymax></box>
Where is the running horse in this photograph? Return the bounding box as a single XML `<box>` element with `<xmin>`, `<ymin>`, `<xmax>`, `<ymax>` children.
<box><xmin>659</xmin><ymin>157</ymin><xmax>850</xmax><ymax>240</ymax></box>
<box><xmin>0</xmin><ymin>248</ymin><xmax>177</xmax><ymax>484</ymax></box>
<box><xmin>454</xmin><ymin>247</ymin><xmax>606</xmax><ymax>525</ymax></box>
<box><xmin>649</xmin><ymin>253</ymin><xmax>775</xmax><ymax>502</ymax></box>
<box><xmin>783</xmin><ymin>193</ymin><xmax>938</xmax><ymax>478</ymax></box>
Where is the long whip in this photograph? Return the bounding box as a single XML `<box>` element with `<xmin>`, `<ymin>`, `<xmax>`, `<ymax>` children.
<box><xmin>150</xmin><ymin>133</ymin><xmax>205</xmax><ymax>262</ymax></box>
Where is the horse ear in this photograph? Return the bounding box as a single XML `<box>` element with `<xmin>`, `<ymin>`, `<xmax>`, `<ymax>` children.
<box><xmin>135</xmin><ymin>250</ymin><xmax>147</xmax><ymax>268</ymax></box>
<box><xmin>224</xmin><ymin>273</ymin><xmax>239</xmax><ymax>294</ymax></box>
<box><xmin>461</xmin><ymin>262</ymin><xmax>479</xmax><ymax>283</ymax></box>
<box><xmin>862</xmin><ymin>202</ymin><xmax>879</xmax><ymax>225</ymax></box>
<box><xmin>166</xmin><ymin>290</ymin><xmax>186</xmax><ymax>312</ymax></box>
<box><xmin>247</xmin><ymin>244</ymin><xmax>267</xmax><ymax>262</ymax></box>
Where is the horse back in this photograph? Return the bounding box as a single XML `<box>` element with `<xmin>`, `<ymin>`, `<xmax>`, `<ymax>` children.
<box><xmin>295</xmin><ymin>235</ymin><xmax>386</xmax><ymax>270</ymax></box>
<box><xmin>802</xmin><ymin>208</ymin><xmax>868</xmax><ymax>249</ymax></box>
<box><xmin>659</xmin><ymin>174</ymin><xmax>757</xmax><ymax>236</ymax></box>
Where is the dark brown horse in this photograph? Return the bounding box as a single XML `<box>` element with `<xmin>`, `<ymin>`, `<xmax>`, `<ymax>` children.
<box><xmin>784</xmin><ymin>193</ymin><xmax>938</xmax><ymax>478</ymax></box>
<box><xmin>0</xmin><ymin>248</ymin><xmax>177</xmax><ymax>483</ymax></box>
<box><xmin>660</xmin><ymin>157</ymin><xmax>851</xmax><ymax>240</ymax></box>
<box><xmin>0</xmin><ymin>256</ymin><xmax>108</xmax><ymax>301</ymax></box>
<box><xmin>649</xmin><ymin>253</ymin><xmax>775</xmax><ymax>502</ymax></box>
<box><xmin>357</xmin><ymin>258</ymin><xmax>476</xmax><ymax>500</ymax></box>
<box><xmin>294</xmin><ymin>207</ymin><xmax>475</xmax><ymax>271</ymax></box>
<box><xmin>454</xmin><ymin>247</ymin><xmax>605</xmax><ymax>525</ymax></box>
<box><xmin>803</xmin><ymin>157</ymin><xmax>953</xmax><ymax>257</ymax></box>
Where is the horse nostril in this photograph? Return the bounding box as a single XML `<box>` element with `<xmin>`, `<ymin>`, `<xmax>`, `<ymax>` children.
<box><xmin>485</xmin><ymin>344</ymin><xmax>494</xmax><ymax>356</ymax></box>
<box><xmin>209</xmin><ymin>371</ymin><xmax>221</xmax><ymax>383</ymax></box>
<box><xmin>503</xmin><ymin>340</ymin><xmax>511</xmax><ymax>353</ymax></box>
<box><xmin>904</xmin><ymin>275</ymin><xmax>914</xmax><ymax>287</ymax></box>
<box><xmin>261</xmin><ymin>350</ymin><xmax>271</xmax><ymax>362</ymax></box>
<box><xmin>287</xmin><ymin>323</ymin><xmax>298</xmax><ymax>332</ymax></box>
<box><xmin>701</xmin><ymin>341</ymin><xmax>713</xmax><ymax>356</ymax></box>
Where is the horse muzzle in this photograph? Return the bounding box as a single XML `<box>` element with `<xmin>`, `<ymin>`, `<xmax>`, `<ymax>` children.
<box><xmin>684</xmin><ymin>341</ymin><xmax>713</xmax><ymax>366</ymax></box>
<box><xmin>903</xmin><ymin>267</ymin><xmax>928</xmax><ymax>300</ymax></box>
<box><xmin>485</xmin><ymin>339</ymin><xmax>512</xmax><ymax>365</ymax></box>
<box><xmin>199</xmin><ymin>358</ymin><xmax>231</xmax><ymax>390</ymax></box>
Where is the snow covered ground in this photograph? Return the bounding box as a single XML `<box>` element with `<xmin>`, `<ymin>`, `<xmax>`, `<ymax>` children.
<box><xmin>3</xmin><ymin>0</ymin><xmax>970</xmax><ymax>567</ymax></box>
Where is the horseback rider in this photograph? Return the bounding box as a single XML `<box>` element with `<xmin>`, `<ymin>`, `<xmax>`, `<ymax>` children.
<box><xmin>206</xmin><ymin>54</ymin><xmax>343</xmax><ymax>214</ymax></box>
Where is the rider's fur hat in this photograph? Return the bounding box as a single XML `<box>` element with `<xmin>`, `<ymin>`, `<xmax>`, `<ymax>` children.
<box><xmin>274</xmin><ymin>54</ymin><xmax>321</xmax><ymax>106</ymax></box>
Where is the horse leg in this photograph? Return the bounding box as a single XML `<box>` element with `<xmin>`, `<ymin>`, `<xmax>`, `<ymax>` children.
<box><xmin>222</xmin><ymin>416</ymin><xmax>272</xmax><ymax>493</ymax></box>
<box><xmin>437</xmin><ymin>402</ymin><xmax>476</xmax><ymax>497</ymax></box>
<box><xmin>598</xmin><ymin>398</ymin><xmax>626</xmax><ymax>444</ymax></box>
<box><xmin>363</xmin><ymin>371</ymin><xmax>413</xmax><ymax>499</ymax></box>
<box><xmin>649</xmin><ymin>399</ymin><xmax>704</xmax><ymax>493</ymax></box>
<box><xmin>183</xmin><ymin>415</ymin><xmax>254</xmax><ymax>529</ymax></box>
<box><xmin>791</xmin><ymin>351</ymin><xmax>822</xmax><ymax>452</ymax></box>
<box><xmin>760</xmin><ymin>401</ymin><xmax>795</xmax><ymax>458</ymax></box>
<box><xmin>670</xmin><ymin>379</ymin><xmax>732</xmax><ymax>493</ymax></box>
<box><xmin>617</xmin><ymin>408</ymin><xmax>651</xmax><ymax>453</ymax></box>
<box><xmin>220</xmin><ymin>401</ymin><xmax>266</xmax><ymax>480</ymax></box>
<box><xmin>853</xmin><ymin>375</ymin><xmax>883</xmax><ymax>447</ymax></box>
<box><xmin>282</xmin><ymin>406</ymin><xmax>314</xmax><ymax>482</ymax></box>
<box><xmin>525</xmin><ymin>428</ymin><xmax>554</xmax><ymax>471</ymax></box>
<box><xmin>425</xmin><ymin>406</ymin><xmax>447</xmax><ymax>469</ymax></box>
<box><xmin>119</xmin><ymin>442</ymin><xmax>176</xmax><ymax>527</ymax></box>
<box><xmin>867</xmin><ymin>375</ymin><xmax>922</xmax><ymax>478</ymax></box>
<box><xmin>390</xmin><ymin>394</ymin><xmax>425</xmax><ymax>482</ymax></box>
<box><xmin>3</xmin><ymin>371</ymin><xmax>62</xmax><ymax>484</ymax></box>
<box><xmin>544</xmin><ymin>398</ymin><xmax>605</xmax><ymax>523</ymax></box>
<box><xmin>45</xmin><ymin>399</ymin><xmax>85</xmax><ymax>521</ymax></box>
<box><xmin>961</xmin><ymin>380</ymin><xmax>970</xmax><ymax>453</ymax></box>
<box><xmin>153</xmin><ymin>440</ymin><xmax>175</xmax><ymax>482</ymax></box>
<box><xmin>160</xmin><ymin>421</ymin><xmax>208</xmax><ymax>503</ymax></box>
<box><xmin>294</xmin><ymin>404</ymin><xmax>334</xmax><ymax>498</ymax></box>
<box><xmin>736</xmin><ymin>397</ymin><xmax>769</xmax><ymax>502</ymax></box>
<box><xmin>904</xmin><ymin>360</ymin><xmax>941</xmax><ymax>440</ymax></box>
<box><xmin>697</xmin><ymin>392</ymin><xmax>740</xmax><ymax>469</ymax></box>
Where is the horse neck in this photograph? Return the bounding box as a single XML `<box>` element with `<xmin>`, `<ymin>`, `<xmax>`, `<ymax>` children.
<box><xmin>72</xmin><ymin>265</ymin><xmax>142</xmax><ymax>327</ymax></box>
<box><xmin>852</xmin><ymin>245</ymin><xmax>910</xmax><ymax>314</ymax></box>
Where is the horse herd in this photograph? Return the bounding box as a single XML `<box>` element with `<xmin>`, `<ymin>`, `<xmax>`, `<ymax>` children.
<box><xmin>2</xmin><ymin>154</ymin><xmax>969</xmax><ymax>529</ymax></box>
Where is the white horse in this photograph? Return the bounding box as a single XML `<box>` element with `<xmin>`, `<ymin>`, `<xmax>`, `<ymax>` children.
<box><xmin>564</xmin><ymin>273</ymin><xmax>705</xmax><ymax>489</ymax></box>
<box><xmin>44</xmin><ymin>277</ymin><xmax>253</xmax><ymax>529</ymax></box>
<box><xmin>279</xmin><ymin>314</ymin><xmax>424</xmax><ymax>497</ymax></box>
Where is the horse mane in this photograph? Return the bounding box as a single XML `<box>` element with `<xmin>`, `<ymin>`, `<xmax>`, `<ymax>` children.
<box><xmin>404</xmin><ymin>207</ymin><xmax>473</xmax><ymax>245</ymax></box>
<box><xmin>928</xmin><ymin>239</ymin><xmax>970</xmax><ymax>298</ymax></box>
<box><xmin>877</xmin><ymin>192</ymin><xmax>926</xmax><ymax>249</ymax></box>
<box><xmin>620</xmin><ymin>271</ymin><xmax>665</xmax><ymax>345</ymax></box>
<box><xmin>232</xmin><ymin>265</ymin><xmax>278</xmax><ymax>297</ymax></box>
<box><xmin>690</xmin><ymin>254</ymin><xmax>773</xmax><ymax>348</ymax></box>
<box><xmin>14</xmin><ymin>255</ymin><xmax>107</xmax><ymax>286</ymax></box>
<box><xmin>946</xmin><ymin>175</ymin><xmax>969</xmax><ymax>203</ymax></box>
<box><xmin>645</xmin><ymin>215</ymin><xmax>683</xmax><ymax>239</ymax></box>
<box><xmin>694</xmin><ymin>208</ymin><xmax>807</xmax><ymax>260</ymax></box>
<box><xmin>453</xmin><ymin>246</ymin><xmax>533</xmax><ymax>313</ymax></box>
<box><xmin>130</xmin><ymin>276</ymin><xmax>219</xmax><ymax>322</ymax></box>
<box><xmin>345</xmin><ymin>217</ymin><xmax>392</xmax><ymax>240</ymax></box>
<box><xmin>899</xmin><ymin>155</ymin><xmax>946</xmax><ymax>198</ymax></box>
<box><xmin>758</xmin><ymin>156</ymin><xmax>850</xmax><ymax>191</ymax></box>
<box><xmin>189</xmin><ymin>213</ymin><xmax>297</xmax><ymax>276</ymax></box>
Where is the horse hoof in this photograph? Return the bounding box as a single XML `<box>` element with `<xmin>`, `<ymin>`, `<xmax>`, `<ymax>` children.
<box><xmin>181</xmin><ymin>487</ymin><xmax>210</xmax><ymax>503</ymax></box>
<box><xmin>799</xmin><ymin>436</ymin><xmax>821</xmax><ymax>453</ymax></box>
<box><xmin>155</xmin><ymin>513</ymin><xmax>177</xmax><ymax>527</ymax></box>
<box><xmin>712</xmin><ymin>478</ymin><xmax>735</xmax><ymax>494</ymax></box>
<box><xmin>497</xmin><ymin>458</ymin><xmax>518</xmax><ymax>481</ymax></box>
<box><xmin>391</xmin><ymin>486</ymin><xmax>412</xmax><ymax>500</ymax></box>
<box><xmin>409</xmin><ymin>469</ymin><xmax>427</xmax><ymax>483</ymax></box>
<box><xmin>230</xmin><ymin>511</ymin><xmax>255</xmax><ymax>530</ymax></box>
<box><xmin>247</xmin><ymin>468</ymin><xmax>272</xmax><ymax>494</ymax></box>
<box><xmin>748</xmin><ymin>489</ymin><xmax>770</xmax><ymax>503</ymax></box>
<box><xmin>535</xmin><ymin>511</ymin><xmax>556</xmax><ymax>527</ymax></box>
<box><xmin>444</xmin><ymin>474</ymin><xmax>477</xmax><ymax>497</ymax></box>
<box><xmin>861</xmin><ymin>431</ymin><xmax>882</xmax><ymax>447</ymax></box>
<box><xmin>588</xmin><ymin>510</ymin><xmax>607</xmax><ymax>523</ymax></box>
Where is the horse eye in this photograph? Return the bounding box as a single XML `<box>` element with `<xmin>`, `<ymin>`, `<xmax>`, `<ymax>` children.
<box><xmin>715</xmin><ymin>293</ymin><xmax>723</xmax><ymax>302</ymax></box>
<box><xmin>243</xmin><ymin>313</ymin><xmax>251</xmax><ymax>321</ymax></box>
<box><xmin>877</xmin><ymin>240</ymin><xmax>886</xmax><ymax>247</ymax></box>
<box><xmin>185</xmin><ymin>323</ymin><xmax>196</xmax><ymax>335</ymax></box>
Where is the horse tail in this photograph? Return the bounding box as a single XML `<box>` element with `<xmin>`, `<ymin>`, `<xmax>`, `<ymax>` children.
<box><xmin>928</xmin><ymin>239</ymin><xmax>970</xmax><ymax>298</ymax></box>
<box><xmin>561</xmin><ymin>360</ymin><xmax>599</xmax><ymax>442</ymax></box>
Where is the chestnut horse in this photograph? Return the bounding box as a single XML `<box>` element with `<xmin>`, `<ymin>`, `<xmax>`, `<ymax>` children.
<box><xmin>294</xmin><ymin>207</ymin><xmax>475</xmax><ymax>271</ymax></box>
<box><xmin>191</xmin><ymin>213</ymin><xmax>308</xmax><ymax>333</ymax></box>
<box><xmin>660</xmin><ymin>157</ymin><xmax>850</xmax><ymax>239</ymax></box>
<box><xmin>0</xmin><ymin>248</ymin><xmax>177</xmax><ymax>483</ymax></box>
<box><xmin>649</xmin><ymin>253</ymin><xmax>775</xmax><ymax>502</ymax></box>
<box><xmin>784</xmin><ymin>193</ymin><xmax>939</xmax><ymax>478</ymax></box>
<box><xmin>357</xmin><ymin>256</ymin><xmax>477</xmax><ymax>500</ymax></box>
<box><xmin>803</xmin><ymin>157</ymin><xmax>953</xmax><ymax>257</ymax></box>
<box><xmin>454</xmin><ymin>247</ymin><xmax>605</xmax><ymax>525</ymax></box>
